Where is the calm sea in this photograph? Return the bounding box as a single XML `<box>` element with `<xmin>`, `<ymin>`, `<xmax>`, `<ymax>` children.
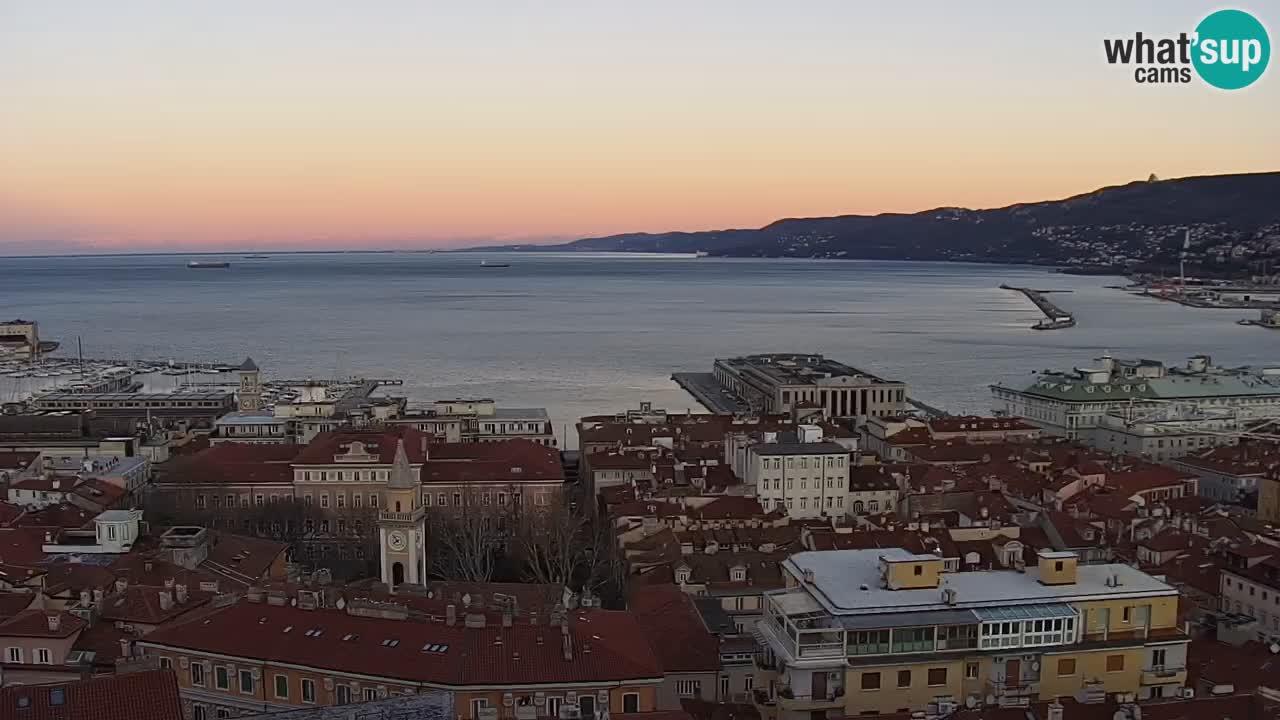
<box><xmin>3</xmin><ymin>252</ymin><xmax>1276</xmax><ymax>446</ymax></box>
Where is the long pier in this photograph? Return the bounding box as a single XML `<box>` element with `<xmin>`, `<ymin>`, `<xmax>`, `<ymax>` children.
<box><xmin>1001</xmin><ymin>284</ymin><xmax>1076</xmax><ymax>330</ymax></box>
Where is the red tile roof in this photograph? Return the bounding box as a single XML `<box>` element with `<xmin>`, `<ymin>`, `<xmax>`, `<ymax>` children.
<box><xmin>0</xmin><ymin>669</ymin><xmax>184</xmax><ymax>720</ymax></box>
<box><xmin>8</xmin><ymin>504</ymin><xmax>95</xmax><ymax>529</ymax></box>
<box><xmin>0</xmin><ymin>609</ymin><xmax>85</xmax><ymax>639</ymax></box>
<box><xmin>0</xmin><ymin>591</ymin><xmax>34</xmax><ymax>619</ymax></box>
<box><xmin>424</xmin><ymin>440</ymin><xmax>563</xmax><ymax>484</ymax></box>
<box><xmin>629</xmin><ymin>585</ymin><xmax>720</xmax><ymax>673</ymax></box>
<box><xmin>140</xmin><ymin>599</ymin><xmax>663</xmax><ymax>687</ymax></box>
<box><xmin>162</xmin><ymin>442</ymin><xmax>303</xmax><ymax>486</ymax></box>
<box><xmin>294</xmin><ymin>428</ymin><xmax>429</xmax><ymax>465</ymax></box>
<box><xmin>0</xmin><ymin>451</ymin><xmax>39</xmax><ymax>471</ymax></box>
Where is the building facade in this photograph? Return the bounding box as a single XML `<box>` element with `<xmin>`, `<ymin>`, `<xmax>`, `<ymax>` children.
<box><xmin>713</xmin><ymin>354</ymin><xmax>906</xmax><ymax>419</ymax></box>
<box><xmin>992</xmin><ymin>353</ymin><xmax>1280</xmax><ymax>440</ymax></box>
<box><xmin>728</xmin><ymin>430</ymin><xmax>850</xmax><ymax>519</ymax></box>
<box><xmin>752</xmin><ymin>548</ymin><xmax>1190</xmax><ymax>719</ymax></box>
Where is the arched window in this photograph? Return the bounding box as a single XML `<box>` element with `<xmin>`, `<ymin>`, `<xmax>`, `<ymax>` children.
<box><xmin>852</xmin><ymin>501</ymin><xmax>865</xmax><ymax>514</ymax></box>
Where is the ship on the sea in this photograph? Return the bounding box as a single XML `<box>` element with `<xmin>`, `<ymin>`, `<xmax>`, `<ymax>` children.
<box><xmin>188</xmin><ymin>261</ymin><xmax>231</xmax><ymax>269</ymax></box>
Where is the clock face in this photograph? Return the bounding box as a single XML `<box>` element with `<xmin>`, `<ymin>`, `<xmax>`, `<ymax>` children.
<box><xmin>387</xmin><ymin>531</ymin><xmax>407</xmax><ymax>551</ymax></box>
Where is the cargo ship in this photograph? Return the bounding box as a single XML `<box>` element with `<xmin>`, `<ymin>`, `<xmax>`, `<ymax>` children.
<box><xmin>188</xmin><ymin>261</ymin><xmax>231</xmax><ymax>269</ymax></box>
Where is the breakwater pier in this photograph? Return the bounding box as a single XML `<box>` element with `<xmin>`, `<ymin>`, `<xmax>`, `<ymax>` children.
<box><xmin>1001</xmin><ymin>284</ymin><xmax>1076</xmax><ymax>330</ymax></box>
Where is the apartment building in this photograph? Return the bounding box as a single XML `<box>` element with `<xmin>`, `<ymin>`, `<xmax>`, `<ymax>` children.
<box><xmin>728</xmin><ymin>427</ymin><xmax>850</xmax><ymax>519</ymax></box>
<box><xmin>1219</xmin><ymin>558</ymin><xmax>1280</xmax><ymax>644</ymax></box>
<box><xmin>137</xmin><ymin>591</ymin><xmax>664</xmax><ymax>720</ymax></box>
<box><xmin>752</xmin><ymin>548</ymin><xmax>1189</xmax><ymax>718</ymax></box>
<box><xmin>713</xmin><ymin>354</ymin><xmax>906</xmax><ymax>419</ymax></box>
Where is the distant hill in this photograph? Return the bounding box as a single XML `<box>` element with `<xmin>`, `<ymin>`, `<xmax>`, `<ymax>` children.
<box><xmin>481</xmin><ymin>172</ymin><xmax>1280</xmax><ymax>273</ymax></box>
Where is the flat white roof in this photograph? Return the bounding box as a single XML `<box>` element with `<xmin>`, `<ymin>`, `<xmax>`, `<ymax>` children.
<box><xmin>782</xmin><ymin>549</ymin><xmax>1176</xmax><ymax>616</ymax></box>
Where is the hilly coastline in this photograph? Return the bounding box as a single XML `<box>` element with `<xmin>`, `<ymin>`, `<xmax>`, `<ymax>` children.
<box><xmin>481</xmin><ymin>172</ymin><xmax>1280</xmax><ymax>276</ymax></box>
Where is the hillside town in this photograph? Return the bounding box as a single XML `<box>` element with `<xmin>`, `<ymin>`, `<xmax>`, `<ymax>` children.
<box><xmin>2</xmin><ymin>352</ymin><xmax>1280</xmax><ymax>720</ymax></box>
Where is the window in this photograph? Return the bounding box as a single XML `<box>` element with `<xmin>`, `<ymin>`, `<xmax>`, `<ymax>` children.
<box><xmin>453</xmin><ymin>493</ymin><xmax>462</xmax><ymax>506</ymax></box>
<box><xmin>320</xmin><ymin>494</ymin><xmax>329</xmax><ymax>508</ymax></box>
<box><xmin>927</xmin><ymin>668</ymin><xmax>947</xmax><ymax>686</ymax></box>
<box><xmin>370</xmin><ymin>494</ymin><xmax>378</xmax><ymax>508</ymax></box>
<box><xmin>1151</xmin><ymin>648</ymin><xmax>1167</xmax><ymax>669</ymax></box>
<box><xmin>1122</xmin><ymin>606</ymin><xmax>1131</xmax><ymax>623</ymax></box>
<box><xmin>964</xmin><ymin>662</ymin><xmax>979</xmax><ymax>680</ymax></box>
<box><xmin>861</xmin><ymin>672</ymin><xmax>881</xmax><ymax>690</ymax></box>
<box><xmin>939</xmin><ymin>625</ymin><xmax>978</xmax><ymax>650</ymax></box>
<box><xmin>5</xmin><ymin>647</ymin><xmax>20</xmax><ymax>663</ymax></box>
<box><xmin>914</xmin><ymin>564</ymin><xmax>923</xmax><ymax>576</ymax></box>
<box><xmin>337</xmin><ymin>685</ymin><xmax>352</xmax><ymax>704</ymax></box>
<box><xmin>193</xmin><ymin>704</ymin><xmax>208</xmax><ymax>720</ymax></box>
<box><xmin>891</xmin><ymin>627</ymin><xmax>935</xmax><ymax>653</ymax></box>
<box><xmin>159</xmin><ymin>656</ymin><xmax>172</xmax><ymax>670</ymax></box>
<box><xmin>191</xmin><ymin>662</ymin><xmax>206</xmax><ymax>687</ymax></box>
<box><xmin>239</xmin><ymin>669</ymin><xmax>254</xmax><ymax>694</ymax></box>
<box><xmin>849</xmin><ymin>629</ymin><xmax>890</xmax><ymax>655</ymax></box>
<box><xmin>438</xmin><ymin>493</ymin><xmax>446</xmax><ymax>506</ymax></box>
<box><xmin>275</xmin><ymin>674</ymin><xmax>289</xmax><ymax>699</ymax></box>
<box><xmin>676</xmin><ymin>680</ymin><xmax>702</xmax><ymax>697</ymax></box>
<box><xmin>1058</xmin><ymin>658</ymin><xmax>1077</xmax><ymax>676</ymax></box>
<box><xmin>217</xmin><ymin>710</ymin><xmax>232</xmax><ymax>719</ymax></box>
<box><xmin>897</xmin><ymin>670</ymin><xmax>911</xmax><ymax>688</ymax></box>
<box><xmin>215</xmin><ymin>666</ymin><xmax>230</xmax><ymax>689</ymax></box>
<box><xmin>302</xmin><ymin>678</ymin><xmax>316</xmax><ymax>704</ymax></box>
<box><xmin>1106</xmin><ymin>655</ymin><xmax>1125</xmax><ymax>672</ymax></box>
<box><xmin>623</xmin><ymin>693</ymin><xmax>640</xmax><ymax>713</ymax></box>
<box><xmin>34</xmin><ymin>647</ymin><xmax>51</xmax><ymax>664</ymax></box>
<box><xmin>337</xmin><ymin>493</ymin><xmax>346</xmax><ymax>508</ymax></box>
<box><xmin>744</xmin><ymin>675</ymin><xmax>754</xmax><ymax>692</ymax></box>
<box><xmin>364</xmin><ymin>688</ymin><xmax>378</xmax><ymax>701</ymax></box>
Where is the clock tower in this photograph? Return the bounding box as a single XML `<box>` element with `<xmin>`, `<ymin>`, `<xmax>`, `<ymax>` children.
<box><xmin>378</xmin><ymin>438</ymin><xmax>427</xmax><ymax>588</ymax></box>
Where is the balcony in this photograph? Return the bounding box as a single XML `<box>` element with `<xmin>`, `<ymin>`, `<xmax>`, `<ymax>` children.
<box><xmin>379</xmin><ymin>509</ymin><xmax>422</xmax><ymax>522</ymax></box>
<box><xmin>1141</xmin><ymin>667</ymin><xmax>1187</xmax><ymax>686</ymax></box>
<box><xmin>775</xmin><ymin>688</ymin><xmax>844</xmax><ymax>712</ymax></box>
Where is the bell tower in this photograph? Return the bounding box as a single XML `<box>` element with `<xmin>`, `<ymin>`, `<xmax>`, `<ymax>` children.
<box><xmin>379</xmin><ymin>438</ymin><xmax>426</xmax><ymax>588</ymax></box>
<box><xmin>237</xmin><ymin>357</ymin><xmax>262</xmax><ymax>411</ymax></box>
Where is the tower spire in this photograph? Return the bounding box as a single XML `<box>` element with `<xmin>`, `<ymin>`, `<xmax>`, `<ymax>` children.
<box><xmin>388</xmin><ymin>438</ymin><xmax>417</xmax><ymax>489</ymax></box>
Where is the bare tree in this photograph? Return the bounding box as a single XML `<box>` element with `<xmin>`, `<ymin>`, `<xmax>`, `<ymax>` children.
<box><xmin>513</xmin><ymin>497</ymin><xmax>628</xmax><ymax>605</ymax></box>
<box><xmin>428</xmin><ymin>489</ymin><xmax>506</xmax><ymax>582</ymax></box>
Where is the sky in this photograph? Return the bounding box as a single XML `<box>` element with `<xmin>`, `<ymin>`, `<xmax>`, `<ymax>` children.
<box><xmin>1</xmin><ymin>1</ymin><xmax>1277</xmax><ymax>254</ymax></box>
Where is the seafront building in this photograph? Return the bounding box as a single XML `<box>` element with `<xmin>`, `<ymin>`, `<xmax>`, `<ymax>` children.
<box><xmin>751</xmin><ymin>548</ymin><xmax>1189</xmax><ymax>718</ymax></box>
<box><xmin>388</xmin><ymin>398</ymin><xmax>557</xmax><ymax>447</ymax></box>
<box><xmin>726</xmin><ymin>426</ymin><xmax>853</xmax><ymax>519</ymax></box>
<box><xmin>712</xmin><ymin>354</ymin><xmax>907</xmax><ymax>419</ymax></box>
<box><xmin>991</xmin><ymin>353</ymin><xmax>1280</xmax><ymax>439</ymax></box>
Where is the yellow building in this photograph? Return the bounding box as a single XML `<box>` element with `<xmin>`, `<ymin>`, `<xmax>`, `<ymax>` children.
<box><xmin>752</xmin><ymin>548</ymin><xmax>1188</xmax><ymax>718</ymax></box>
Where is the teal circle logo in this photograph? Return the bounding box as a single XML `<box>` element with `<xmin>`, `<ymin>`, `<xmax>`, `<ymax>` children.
<box><xmin>1192</xmin><ymin>9</ymin><xmax>1270</xmax><ymax>89</ymax></box>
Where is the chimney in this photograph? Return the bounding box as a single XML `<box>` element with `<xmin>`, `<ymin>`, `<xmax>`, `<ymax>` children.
<box><xmin>159</xmin><ymin>591</ymin><xmax>174</xmax><ymax>612</ymax></box>
<box><xmin>561</xmin><ymin>623</ymin><xmax>573</xmax><ymax>661</ymax></box>
<box><xmin>502</xmin><ymin>611</ymin><xmax>513</xmax><ymax>628</ymax></box>
<box><xmin>529</xmin><ymin>611</ymin><xmax>539</xmax><ymax>626</ymax></box>
<box><xmin>47</xmin><ymin>614</ymin><xmax>61</xmax><ymax>632</ymax></box>
<box><xmin>446</xmin><ymin>604</ymin><xmax>457</xmax><ymax>626</ymax></box>
<box><xmin>164</xmin><ymin>577</ymin><xmax>175</xmax><ymax>588</ymax></box>
<box><xmin>144</xmin><ymin>560</ymin><xmax>153</xmax><ymax>572</ymax></box>
<box><xmin>1046</xmin><ymin>701</ymin><xmax>1064</xmax><ymax>720</ymax></box>
<box><xmin>176</xmin><ymin>584</ymin><xmax>189</xmax><ymax>604</ymax></box>
<box><xmin>44</xmin><ymin>531</ymin><xmax>53</xmax><ymax>544</ymax></box>
<box><xmin>115</xmin><ymin>578</ymin><xmax>128</xmax><ymax>593</ymax></box>
<box><xmin>118</xmin><ymin>638</ymin><xmax>132</xmax><ymax>659</ymax></box>
<box><xmin>92</xmin><ymin>589</ymin><xmax>104</xmax><ymax>606</ymax></box>
<box><xmin>79</xmin><ymin>590</ymin><xmax>91</xmax><ymax>607</ymax></box>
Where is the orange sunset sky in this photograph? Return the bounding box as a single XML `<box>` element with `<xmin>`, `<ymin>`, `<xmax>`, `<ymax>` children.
<box><xmin>1</xmin><ymin>1</ymin><xmax>1277</xmax><ymax>254</ymax></box>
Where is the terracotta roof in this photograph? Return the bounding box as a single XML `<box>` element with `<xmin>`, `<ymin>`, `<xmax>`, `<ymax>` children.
<box><xmin>0</xmin><ymin>669</ymin><xmax>183</xmax><ymax>720</ymax></box>
<box><xmin>1187</xmin><ymin>638</ymin><xmax>1280</xmax><ymax>695</ymax></box>
<box><xmin>423</xmin><ymin>440</ymin><xmax>563</xmax><ymax>484</ymax></box>
<box><xmin>140</xmin><ymin>600</ymin><xmax>663</xmax><ymax>687</ymax></box>
<box><xmin>0</xmin><ymin>451</ymin><xmax>39</xmax><ymax>470</ymax></box>
<box><xmin>8</xmin><ymin>504</ymin><xmax>95</xmax><ymax>529</ymax></box>
<box><xmin>293</xmin><ymin>428</ymin><xmax>429</xmax><ymax>465</ymax></box>
<box><xmin>0</xmin><ymin>591</ymin><xmax>35</xmax><ymax>619</ymax></box>
<box><xmin>1109</xmin><ymin>466</ymin><xmax>1197</xmax><ymax>495</ymax></box>
<box><xmin>201</xmin><ymin>532</ymin><xmax>289</xmax><ymax>587</ymax></box>
<box><xmin>927</xmin><ymin>416</ymin><xmax>1037</xmax><ymax>433</ymax></box>
<box><xmin>159</xmin><ymin>442</ymin><xmax>303</xmax><ymax>486</ymax></box>
<box><xmin>70</xmin><ymin>478</ymin><xmax>128</xmax><ymax>507</ymax></box>
<box><xmin>0</xmin><ymin>609</ymin><xmax>85</xmax><ymax>639</ymax></box>
<box><xmin>629</xmin><ymin>585</ymin><xmax>720</xmax><ymax>673</ymax></box>
<box><xmin>689</xmin><ymin>496</ymin><xmax>765</xmax><ymax>520</ymax></box>
<box><xmin>586</xmin><ymin>452</ymin><xmax>655</xmax><ymax>471</ymax></box>
<box><xmin>0</xmin><ymin>527</ymin><xmax>52</xmax><ymax>564</ymax></box>
<box><xmin>100</xmin><ymin>585</ymin><xmax>214</xmax><ymax>625</ymax></box>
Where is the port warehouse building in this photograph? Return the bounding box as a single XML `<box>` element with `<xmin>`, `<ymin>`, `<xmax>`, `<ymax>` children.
<box><xmin>31</xmin><ymin>391</ymin><xmax>236</xmax><ymax>413</ymax></box>
<box><xmin>712</xmin><ymin>354</ymin><xmax>906</xmax><ymax>418</ymax></box>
